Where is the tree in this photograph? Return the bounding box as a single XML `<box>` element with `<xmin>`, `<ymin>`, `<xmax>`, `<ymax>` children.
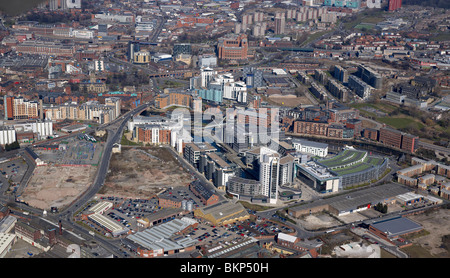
<box><xmin>374</xmin><ymin>202</ymin><xmax>388</xmax><ymax>214</ymax></box>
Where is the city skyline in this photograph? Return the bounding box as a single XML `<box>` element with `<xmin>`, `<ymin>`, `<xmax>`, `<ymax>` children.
<box><xmin>0</xmin><ymin>0</ymin><xmax>448</xmax><ymax>266</ymax></box>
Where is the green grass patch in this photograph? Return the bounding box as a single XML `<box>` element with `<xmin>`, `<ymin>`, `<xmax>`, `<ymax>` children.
<box><xmin>350</xmin><ymin>102</ymin><xmax>397</xmax><ymax>113</ymax></box>
<box><xmin>301</xmin><ymin>30</ymin><xmax>330</xmax><ymax>46</ymax></box>
<box><xmin>318</xmin><ymin>149</ymin><xmax>366</xmax><ymax>169</ymax></box>
<box><xmin>402</xmin><ymin>244</ymin><xmax>436</xmax><ymax>258</ymax></box>
<box><xmin>355</xmin><ymin>24</ymin><xmax>375</xmax><ymax>30</ymax></box>
<box><xmin>333</xmin><ymin>163</ymin><xmax>372</xmax><ymax>176</ymax></box>
<box><xmin>342</xmin><ymin>9</ymin><xmax>385</xmax><ymax>30</ymax></box>
<box><xmin>377</xmin><ymin>117</ymin><xmax>424</xmax><ymax>130</ymax></box>
<box><xmin>238</xmin><ymin>201</ymin><xmax>272</xmax><ymax>212</ymax></box>
<box><xmin>120</xmin><ymin>134</ymin><xmax>141</xmax><ymax>146</ymax></box>
<box><xmin>429</xmin><ymin>32</ymin><xmax>450</xmax><ymax>42</ymax></box>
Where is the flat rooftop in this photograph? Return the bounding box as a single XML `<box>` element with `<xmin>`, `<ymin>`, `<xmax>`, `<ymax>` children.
<box><xmin>371</xmin><ymin>216</ymin><xmax>423</xmax><ymax>237</ymax></box>
<box><xmin>289</xmin><ymin>183</ymin><xmax>411</xmax><ymax>214</ymax></box>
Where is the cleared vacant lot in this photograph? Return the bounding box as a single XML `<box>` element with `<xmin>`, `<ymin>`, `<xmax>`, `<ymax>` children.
<box><xmin>268</xmin><ymin>94</ymin><xmax>313</xmax><ymax>107</ymax></box>
<box><xmin>23</xmin><ymin>165</ymin><xmax>96</xmax><ymax>210</ymax></box>
<box><xmin>403</xmin><ymin>208</ymin><xmax>450</xmax><ymax>258</ymax></box>
<box><xmin>100</xmin><ymin>147</ymin><xmax>194</xmax><ymax>199</ymax></box>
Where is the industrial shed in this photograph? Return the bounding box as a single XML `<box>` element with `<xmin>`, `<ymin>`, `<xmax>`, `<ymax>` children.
<box><xmin>193</xmin><ymin>200</ymin><xmax>250</xmax><ymax>226</ymax></box>
<box><xmin>288</xmin><ymin>183</ymin><xmax>411</xmax><ymax>218</ymax></box>
<box><xmin>124</xmin><ymin>217</ymin><xmax>198</xmax><ymax>258</ymax></box>
<box><xmin>368</xmin><ymin>216</ymin><xmax>423</xmax><ymax>243</ymax></box>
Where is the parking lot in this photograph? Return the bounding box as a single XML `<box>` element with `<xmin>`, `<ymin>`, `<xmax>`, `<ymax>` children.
<box><xmin>184</xmin><ymin>215</ymin><xmax>296</xmax><ymax>247</ymax></box>
<box><xmin>0</xmin><ymin>157</ymin><xmax>29</xmax><ymax>195</ymax></box>
<box><xmin>79</xmin><ymin>196</ymin><xmax>166</xmax><ymax>234</ymax></box>
<box><xmin>35</xmin><ymin>136</ymin><xmax>104</xmax><ymax>166</ymax></box>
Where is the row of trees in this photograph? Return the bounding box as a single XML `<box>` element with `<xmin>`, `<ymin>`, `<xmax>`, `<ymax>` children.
<box><xmin>3</xmin><ymin>141</ymin><xmax>20</xmax><ymax>151</ymax></box>
<box><xmin>106</xmin><ymin>71</ymin><xmax>150</xmax><ymax>90</ymax></box>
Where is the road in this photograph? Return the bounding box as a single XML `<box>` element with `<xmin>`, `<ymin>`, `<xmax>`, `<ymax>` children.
<box><xmin>418</xmin><ymin>140</ymin><xmax>450</xmax><ymax>156</ymax></box>
<box><xmin>0</xmin><ymin>103</ymin><xmax>151</xmax><ymax>258</ymax></box>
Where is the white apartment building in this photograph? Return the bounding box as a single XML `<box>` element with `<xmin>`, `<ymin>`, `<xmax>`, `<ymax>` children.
<box><xmin>200</xmin><ymin>67</ymin><xmax>217</xmax><ymax>88</ymax></box>
<box><xmin>292</xmin><ymin>138</ymin><xmax>328</xmax><ymax>157</ymax></box>
<box><xmin>259</xmin><ymin>147</ymin><xmax>280</xmax><ymax>204</ymax></box>
<box><xmin>223</xmin><ymin>81</ymin><xmax>247</xmax><ymax>103</ymax></box>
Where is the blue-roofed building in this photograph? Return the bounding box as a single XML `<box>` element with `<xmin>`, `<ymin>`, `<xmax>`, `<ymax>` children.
<box><xmin>368</xmin><ymin>216</ymin><xmax>423</xmax><ymax>244</ymax></box>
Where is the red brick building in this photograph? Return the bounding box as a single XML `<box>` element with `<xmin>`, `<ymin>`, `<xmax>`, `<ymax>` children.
<box><xmin>217</xmin><ymin>34</ymin><xmax>248</xmax><ymax>60</ymax></box>
<box><xmin>379</xmin><ymin>127</ymin><xmax>418</xmax><ymax>153</ymax></box>
<box><xmin>401</xmin><ymin>133</ymin><xmax>419</xmax><ymax>153</ymax></box>
<box><xmin>388</xmin><ymin>0</ymin><xmax>402</xmax><ymax>11</ymax></box>
<box><xmin>189</xmin><ymin>181</ymin><xmax>219</xmax><ymax>206</ymax></box>
<box><xmin>379</xmin><ymin>127</ymin><xmax>403</xmax><ymax>150</ymax></box>
<box><xmin>363</xmin><ymin>128</ymin><xmax>379</xmax><ymax>141</ymax></box>
<box><xmin>293</xmin><ymin>121</ymin><xmax>329</xmax><ymax>137</ymax></box>
<box><xmin>136</xmin><ymin>126</ymin><xmax>172</xmax><ymax>145</ymax></box>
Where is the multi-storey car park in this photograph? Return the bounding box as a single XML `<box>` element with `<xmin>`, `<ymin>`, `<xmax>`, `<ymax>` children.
<box><xmin>296</xmin><ymin>147</ymin><xmax>389</xmax><ymax>193</ymax></box>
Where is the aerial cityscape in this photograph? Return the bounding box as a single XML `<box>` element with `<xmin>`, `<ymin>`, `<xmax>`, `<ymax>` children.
<box><xmin>0</xmin><ymin>0</ymin><xmax>448</xmax><ymax>265</ymax></box>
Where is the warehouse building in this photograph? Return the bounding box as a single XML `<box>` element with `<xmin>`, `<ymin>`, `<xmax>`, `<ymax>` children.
<box><xmin>83</xmin><ymin>201</ymin><xmax>128</xmax><ymax>237</ymax></box>
<box><xmin>288</xmin><ymin>183</ymin><xmax>411</xmax><ymax>218</ymax></box>
<box><xmin>189</xmin><ymin>180</ymin><xmax>219</xmax><ymax>206</ymax></box>
<box><xmin>368</xmin><ymin>216</ymin><xmax>423</xmax><ymax>244</ymax></box>
<box><xmin>193</xmin><ymin>200</ymin><xmax>250</xmax><ymax>226</ymax></box>
<box><xmin>0</xmin><ymin>233</ymin><xmax>16</xmax><ymax>258</ymax></box>
<box><xmin>0</xmin><ymin>215</ymin><xmax>16</xmax><ymax>234</ymax></box>
<box><xmin>124</xmin><ymin>217</ymin><xmax>198</xmax><ymax>258</ymax></box>
<box><xmin>87</xmin><ymin>213</ymin><xmax>129</xmax><ymax>237</ymax></box>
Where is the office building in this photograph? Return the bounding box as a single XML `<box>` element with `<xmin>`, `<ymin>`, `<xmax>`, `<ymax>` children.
<box><xmin>217</xmin><ymin>34</ymin><xmax>248</xmax><ymax>60</ymax></box>
<box><xmin>198</xmin><ymin>55</ymin><xmax>218</xmax><ymax>68</ymax></box>
<box><xmin>243</xmin><ymin>67</ymin><xmax>264</xmax><ymax>88</ymax></box>
<box><xmin>133</xmin><ymin>51</ymin><xmax>150</xmax><ymax>64</ymax></box>
<box><xmin>184</xmin><ymin>142</ymin><xmax>217</xmax><ymax>170</ymax></box>
<box><xmin>173</xmin><ymin>43</ymin><xmax>192</xmax><ymax>57</ymax></box>
<box><xmin>388</xmin><ymin>0</ymin><xmax>402</xmax><ymax>11</ymax></box>
<box><xmin>127</xmin><ymin>41</ymin><xmax>140</xmax><ymax>62</ymax></box>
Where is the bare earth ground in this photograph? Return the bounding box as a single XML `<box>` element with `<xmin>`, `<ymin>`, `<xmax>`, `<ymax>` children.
<box><xmin>22</xmin><ymin>165</ymin><xmax>96</xmax><ymax>210</ymax></box>
<box><xmin>268</xmin><ymin>94</ymin><xmax>313</xmax><ymax>107</ymax></box>
<box><xmin>295</xmin><ymin>213</ymin><xmax>341</xmax><ymax>230</ymax></box>
<box><xmin>100</xmin><ymin>147</ymin><xmax>193</xmax><ymax>199</ymax></box>
<box><xmin>405</xmin><ymin>208</ymin><xmax>450</xmax><ymax>257</ymax></box>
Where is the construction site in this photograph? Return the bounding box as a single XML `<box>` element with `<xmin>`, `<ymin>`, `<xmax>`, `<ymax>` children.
<box><xmin>22</xmin><ymin>164</ymin><xmax>96</xmax><ymax>210</ymax></box>
<box><xmin>34</xmin><ymin>135</ymin><xmax>104</xmax><ymax>166</ymax></box>
<box><xmin>99</xmin><ymin>146</ymin><xmax>194</xmax><ymax>199</ymax></box>
<box><xmin>19</xmin><ymin>135</ymin><xmax>104</xmax><ymax>210</ymax></box>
